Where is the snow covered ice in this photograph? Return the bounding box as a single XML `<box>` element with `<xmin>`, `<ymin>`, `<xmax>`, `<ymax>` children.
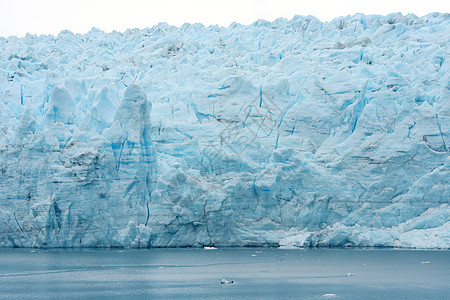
<box><xmin>0</xmin><ymin>13</ymin><xmax>448</xmax><ymax>248</ymax></box>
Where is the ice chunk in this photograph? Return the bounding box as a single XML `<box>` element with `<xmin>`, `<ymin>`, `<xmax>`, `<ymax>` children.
<box><xmin>114</xmin><ymin>84</ymin><xmax>151</xmax><ymax>144</ymax></box>
<box><xmin>44</xmin><ymin>86</ymin><xmax>76</xmax><ymax>125</ymax></box>
<box><xmin>220</xmin><ymin>279</ymin><xmax>234</xmax><ymax>284</ymax></box>
<box><xmin>204</xmin><ymin>246</ymin><xmax>218</xmax><ymax>250</ymax></box>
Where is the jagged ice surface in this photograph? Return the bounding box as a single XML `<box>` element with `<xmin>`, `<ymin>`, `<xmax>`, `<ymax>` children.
<box><xmin>0</xmin><ymin>13</ymin><xmax>449</xmax><ymax>248</ymax></box>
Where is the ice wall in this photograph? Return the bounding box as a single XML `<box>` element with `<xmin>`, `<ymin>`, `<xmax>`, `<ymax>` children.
<box><xmin>0</xmin><ymin>13</ymin><xmax>448</xmax><ymax>248</ymax></box>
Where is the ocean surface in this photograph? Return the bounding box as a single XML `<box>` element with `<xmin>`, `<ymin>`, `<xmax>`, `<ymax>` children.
<box><xmin>0</xmin><ymin>248</ymin><xmax>448</xmax><ymax>299</ymax></box>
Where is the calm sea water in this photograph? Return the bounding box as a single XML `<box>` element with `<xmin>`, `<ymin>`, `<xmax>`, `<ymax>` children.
<box><xmin>0</xmin><ymin>248</ymin><xmax>448</xmax><ymax>299</ymax></box>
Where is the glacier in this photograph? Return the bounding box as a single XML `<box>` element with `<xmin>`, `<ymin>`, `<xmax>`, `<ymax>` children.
<box><xmin>0</xmin><ymin>13</ymin><xmax>448</xmax><ymax>248</ymax></box>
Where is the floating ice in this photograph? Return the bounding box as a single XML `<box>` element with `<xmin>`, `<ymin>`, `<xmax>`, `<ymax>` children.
<box><xmin>221</xmin><ymin>279</ymin><xmax>234</xmax><ymax>284</ymax></box>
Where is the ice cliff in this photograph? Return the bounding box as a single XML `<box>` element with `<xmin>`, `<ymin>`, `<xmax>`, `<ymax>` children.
<box><xmin>0</xmin><ymin>13</ymin><xmax>449</xmax><ymax>248</ymax></box>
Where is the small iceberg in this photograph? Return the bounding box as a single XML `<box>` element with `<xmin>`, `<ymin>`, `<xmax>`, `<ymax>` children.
<box><xmin>220</xmin><ymin>279</ymin><xmax>234</xmax><ymax>284</ymax></box>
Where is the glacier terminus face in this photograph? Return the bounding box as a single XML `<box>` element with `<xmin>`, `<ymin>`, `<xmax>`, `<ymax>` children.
<box><xmin>0</xmin><ymin>13</ymin><xmax>448</xmax><ymax>248</ymax></box>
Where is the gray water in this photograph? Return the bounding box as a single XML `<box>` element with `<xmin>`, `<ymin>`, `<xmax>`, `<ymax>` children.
<box><xmin>0</xmin><ymin>248</ymin><xmax>448</xmax><ymax>299</ymax></box>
